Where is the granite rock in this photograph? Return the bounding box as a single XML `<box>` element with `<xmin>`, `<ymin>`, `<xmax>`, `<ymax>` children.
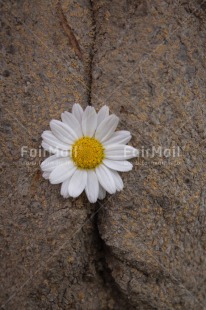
<box><xmin>0</xmin><ymin>1</ymin><xmax>129</xmax><ymax>309</ymax></box>
<box><xmin>91</xmin><ymin>0</ymin><xmax>206</xmax><ymax>309</ymax></box>
<box><xmin>1</xmin><ymin>0</ymin><xmax>206</xmax><ymax>309</ymax></box>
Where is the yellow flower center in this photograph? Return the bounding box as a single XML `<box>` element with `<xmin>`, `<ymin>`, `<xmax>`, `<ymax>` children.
<box><xmin>71</xmin><ymin>137</ymin><xmax>104</xmax><ymax>169</ymax></box>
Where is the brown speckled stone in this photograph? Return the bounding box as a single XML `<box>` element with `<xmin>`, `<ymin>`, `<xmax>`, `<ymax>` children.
<box><xmin>0</xmin><ymin>1</ymin><xmax>130</xmax><ymax>309</ymax></box>
<box><xmin>91</xmin><ymin>0</ymin><xmax>206</xmax><ymax>309</ymax></box>
<box><xmin>1</xmin><ymin>0</ymin><xmax>206</xmax><ymax>309</ymax></box>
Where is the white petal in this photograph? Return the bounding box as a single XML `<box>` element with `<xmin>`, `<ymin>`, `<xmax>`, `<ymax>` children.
<box><xmin>72</xmin><ymin>103</ymin><xmax>83</xmax><ymax>124</ymax></box>
<box><xmin>95</xmin><ymin>165</ymin><xmax>116</xmax><ymax>194</ymax></box>
<box><xmin>41</xmin><ymin>155</ymin><xmax>71</xmax><ymax>172</ymax></box>
<box><xmin>82</xmin><ymin>106</ymin><xmax>97</xmax><ymax>137</ymax></box>
<box><xmin>41</xmin><ymin>155</ymin><xmax>57</xmax><ymax>170</ymax></box>
<box><xmin>110</xmin><ymin>170</ymin><xmax>123</xmax><ymax>191</ymax></box>
<box><xmin>50</xmin><ymin>120</ymin><xmax>77</xmax><ymax>144</ymax></box>
<box><xmin>41</xmin><ymin>141</ymin><xmax>70</xmax><ymax>156</ymax></box>
<box><xmin>49</xmin><ymin>162</ymin><xmax>76</xmax><ymax>184</ymax></box>
<box><xmin>98</xmin><ymin>184</ymin><xmax>106</xmax><ymax>200</ymax></box>
<box><xmin>103</xmin><ymin>159</ymin><xmax>133</xmax><ymax>172</ymax></box>
<box><xmin>42</xmin><ymin>171</ymin><xmax>50</xmax><ymax>179</ymax></box>
<box><xmin>97</xmin><ymin>106</ymin><xmax>109</xmax><ymax>126</ymax></box>
<box><xmin>103</xmin><ymin>131</ymin><xmax>131</xmax><ymax>146</ymax></box>
<box><xmin>61</xmin><ymin>112</ymin><xmax>82</xmax><ymax>137</ymax></box>
<box><xmin>61</xmin><ymin>178</ymin><xmax>71</xmax><ymax>198</ymax></box>
<box><xmin>68</xmin><ymin>169</ymin><xmax>87</xmax><ymax>198</ymax></box>
<box><xmin>95</xmin><ymin>115</ymin><xmax>119</xmax><ymax>142</ymax></box>
<box><xmin>42</xmin><ymin>130</ymin><xmax>70</xmax><ymax>150</ymax></box>
<box><xmin>85</xmin><ymin>170</ymin><xmax>99</xmax><ymax>203</ymax></box>
<box><xmin>105</xmin><ymin>145</ymin><xmax>138</xmax><ymax>160</ymax></box>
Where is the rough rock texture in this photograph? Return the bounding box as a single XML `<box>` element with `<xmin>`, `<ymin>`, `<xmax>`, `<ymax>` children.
<box><xmin>0</xmin><ymin>1</ymin><xmax>128</xmax><ymax>309</ymax></box>
<box><xmin>0</xmin><ymin>0</ymin><xmax>206</xmax><ymax>309</ymax></box>
<box><xmin>91</xmin><ymin>0</ymin><xmax>206</xmax><ymax>309</ymax></box>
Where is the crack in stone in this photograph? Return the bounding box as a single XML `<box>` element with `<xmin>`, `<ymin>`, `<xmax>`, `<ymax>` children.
<box><xmin>93</xmin><ymin>205</ymin><xmax>137</xmax><ymax>310</ymax></box>
<box><xmin>56</xmin><ymin>0</ymin><xmax>83</xmax><ymax>61</ymax></box>
<box><xmin>88</xmin><ymin>0</ymin><xmax>97</xmax><ymax>106</ymax></box>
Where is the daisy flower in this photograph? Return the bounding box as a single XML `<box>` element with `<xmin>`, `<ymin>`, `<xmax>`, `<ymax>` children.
<box><xmin>41</xmin><ymin>104</ymin><xmax>138</xmax><ymax>203</ymax></box>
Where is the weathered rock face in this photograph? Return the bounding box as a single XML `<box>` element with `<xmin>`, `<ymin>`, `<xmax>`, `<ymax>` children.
<box><xmin>1</xmin><ymin>1</ymin><xmax>127</xmax><ymax>309</ymax></box>
<box><xmin>1</xmin><ymin>0</ymin><xmax>206</xmax><ymax>309</ymax></box>
<box><xmin>91</xmin><ymin>0</ymin><xmax>206</xmax><ymax>309</ymax></box>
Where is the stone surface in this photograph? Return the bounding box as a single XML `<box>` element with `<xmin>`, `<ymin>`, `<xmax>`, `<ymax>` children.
<box><xmin>1</xmin><ymin>0</ymin><xmax>206</xmax><ymax>309</ymax></box>
<box><xmin>91</xmin><ymin>0</ymin><xmax>206</xmax><ymax>309</ymax></box>
<box><xmin>0</xmin><ymin>1</ymin><xmax>129</xmax><ymax>309</ymax></box>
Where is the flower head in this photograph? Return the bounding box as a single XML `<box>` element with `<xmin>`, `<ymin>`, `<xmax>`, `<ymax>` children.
<box><xmin>41</xmin><ymin>104</ymin><xmax>138</xmax><ymax>203</ymax></box>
